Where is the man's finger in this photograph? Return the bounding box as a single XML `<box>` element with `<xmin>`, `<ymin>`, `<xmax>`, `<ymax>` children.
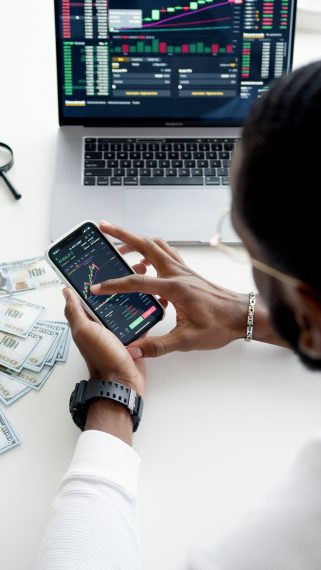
<box><xmin>119</xmin><ymin>239</ymin><xmax>178</xmax><ymax>267</ymax></box>
<box><xmin>117</xmin><ymin>244</ymin><xmax>153</xmax><ymax>269</ymax></box>
<box><xmin>63</xmin><ymin>288</ymin><xmax>89</xmax><ymax>329</ymax></box>
<box><xmin>128</xmin><ymin>332</ymin><xmax>182</xmax><ymax>358</ymax></box>
<box><xmin>153</xmin><ymin>238</ymin><xmax>185</xmax><ymax>264</ymax></box>
<box><xmin>117</xmin><ymin>244</ymin><xmax>134</xmax><ymax>256</ymax></box>
<box><xmin>91</xmin><ymin>274</ymin><xmax>174</xmax><ymax>298</ymax></box>
<box><xmin>132</xmin><ymin>262</ymin><xmax>148</xmax><ymax>275</ymax></box>
<box><xmin>158</xmin><ymin>298</ymin><xmax>169</xmax><ymax>309</ymax></box>
<box><xmin>100</xmin><ymin>221</ymin><xmax>173</xmax><ymax>270</ymax></box>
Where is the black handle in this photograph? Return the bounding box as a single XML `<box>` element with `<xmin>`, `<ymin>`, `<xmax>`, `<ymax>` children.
<box><xmin>0</xmin><ymin>171</ymin><xmax>22</xmax><ymax>200</ymax></box>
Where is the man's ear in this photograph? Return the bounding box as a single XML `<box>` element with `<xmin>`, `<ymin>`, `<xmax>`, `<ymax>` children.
<box><xmin>296</xmin><ymin>293</ymin><xmax>321</xmax><ymax>360</ymax></box>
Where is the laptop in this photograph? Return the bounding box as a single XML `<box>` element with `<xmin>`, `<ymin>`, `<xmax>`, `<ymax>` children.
<box><xmin>51</xmin><ymin>0</ymin><xmax>297</xmax><ymax>244</ymax></box>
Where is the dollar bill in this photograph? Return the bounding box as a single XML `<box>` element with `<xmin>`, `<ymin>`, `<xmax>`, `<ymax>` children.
<box><xmin>0</xmin><ymin>331</ymin><xmax>40</xmax><ymax>371</ymax></box>
<box><xmin>0</xmin><ymin>256</ymin><xmax>61</xmax><ymax>296</ymax></box>
<box><xmin>0</xmin><ymin>297</ymin><xmax>45</xmax><ymax>338</ymax></box>
<box><xmin>0</xmin><ymin>371</ymin><xmax>31</xmax><ymax>406</ymax></box>
<box><xmin>38</xmin><ymin>321</ymin><xmax>68</xmax><ymax>366</ymax></box>
<box><xmin>3</xmin><ymin>364</ymin><xmax>56</xmax><ymax>391</ymax></box>
<box><xmin>0</xmin><ymin>265</ymin><xmax>10</xmax><ymax>295</ymax></box>
<box><xmin>51</xmin><ymin>322</ymin><xmax>71</xmax><ymax>362</ymax></box>
<box><xmin>0</xmin><ymin>318</ymin><xmax>71</xmax><ymax>405</ymax></box>
<box><xmin>0</xmin><ymin>410</ymin><xmax>21</xmax><ymax>455</ymax></box>
<box><xmin>24</xmin><ymin>324</ymin><xmax>60</xmax><ymax>372</ymax></box>
<box><xmin>57</xmin><ymin>329</ymin><xmax>71</xmax><ymax>362</ymax></box>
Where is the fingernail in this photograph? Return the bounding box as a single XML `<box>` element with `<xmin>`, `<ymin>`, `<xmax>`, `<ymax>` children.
<box><xmin>62</xmin><ymin>288</ymin><xmax>68</xmax><ymax>299</ymax></box>
<box><xmin>100</xmin><ymin>220</ymin><xmax>111</xmax><ymax>226</ymax></box>
<box><xmin>90</xmin><ymin>283</ymin><xmax>101</xmax><ymax>293</ymax></box>
<box><xmin>128</xmin><ymin>347</ymin><xmax>143</xmax><ymax>359</ymax></box>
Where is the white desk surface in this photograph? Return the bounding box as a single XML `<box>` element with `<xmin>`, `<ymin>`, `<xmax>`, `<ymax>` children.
<box><xmin>0</xmin><ymin>4</ymin><xmax>321</xmax><ymax>569</ymax></box>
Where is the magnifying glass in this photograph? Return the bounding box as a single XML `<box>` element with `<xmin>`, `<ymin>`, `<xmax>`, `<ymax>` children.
<box><xmin>0</xmin><ymin>142</ymin><xmax>22</xmax><ymax>200</ymax></box>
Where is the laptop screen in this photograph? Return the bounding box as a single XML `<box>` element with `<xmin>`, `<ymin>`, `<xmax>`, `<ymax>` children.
<box><xmin>55</xmin><ymin>0</ymin><xmax>297</xmax><ymax>126</ymax></box>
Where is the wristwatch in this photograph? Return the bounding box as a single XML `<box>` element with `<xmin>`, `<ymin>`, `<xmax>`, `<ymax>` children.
<box><xmin>69</xmin><ymin>379</ymin><xmax>144</xmax><ymax>432</ymax></box>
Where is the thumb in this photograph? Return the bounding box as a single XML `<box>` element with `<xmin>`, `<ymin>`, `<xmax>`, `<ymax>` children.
<box><xmin>63</xmin><ymin>288</ymin><xmax>88</xmax><ymax>329</ymax></box>
<box><xmin>91</xmin><ymin>274</ymin><xmax>173</xmax><ymax>298</ymax></box>
<box><xmin>128</xmin><ymin>332</ymin><xmax>182</xmax><ymax>359</ymax></box>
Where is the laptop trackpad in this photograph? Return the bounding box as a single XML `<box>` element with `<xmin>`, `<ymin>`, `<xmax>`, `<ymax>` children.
<box><xmin>50</xmin><ymin>184</ymin><xmax>124</xmax><ymax>242</ymax></box>
<box><xmin>123</xmin><ymin>187</ymin><xmax>230</xmax><ymax>244</ymax></box>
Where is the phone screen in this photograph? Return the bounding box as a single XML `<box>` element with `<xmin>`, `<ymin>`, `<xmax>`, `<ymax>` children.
<box><xmin>49</xmin><ymin>222</ymin><xmax>164</xmax><ymax>345</ymax></box>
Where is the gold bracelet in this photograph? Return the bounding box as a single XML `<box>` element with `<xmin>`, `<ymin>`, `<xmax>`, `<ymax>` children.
<box><xmin>245</xmin><ymin>292</ymin><xmax>256</xmax><ymax>342</ymax></box>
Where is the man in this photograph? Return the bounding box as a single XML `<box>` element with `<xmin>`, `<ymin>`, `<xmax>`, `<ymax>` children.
<box><xmin>36</xmin><ymin>62</ymin><xmax>321</xmax><ymax>569</ymax></box>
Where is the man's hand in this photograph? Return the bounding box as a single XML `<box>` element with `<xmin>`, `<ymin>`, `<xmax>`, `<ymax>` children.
<box><xmin>63</xmin><ymin>288</ymin><xmax>146</xmax><ymax>396</ymax></box>
<box><xmin>90</xmin><ymin>222</ymin><xmax>251</xmax><ymax>359</ymax></box>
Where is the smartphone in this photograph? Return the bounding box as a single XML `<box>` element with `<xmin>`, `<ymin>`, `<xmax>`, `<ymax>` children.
<box><xmin>45</xmin><ymin>221</ymin><xmax>165</xmax><ymax>345</ymax></box>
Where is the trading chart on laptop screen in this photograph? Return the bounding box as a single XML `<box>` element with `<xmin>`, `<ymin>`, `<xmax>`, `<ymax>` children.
<box><xmin>55</xmin><ymin>0</ymin><xmax>296</xmax><ymax>123</ymax></box>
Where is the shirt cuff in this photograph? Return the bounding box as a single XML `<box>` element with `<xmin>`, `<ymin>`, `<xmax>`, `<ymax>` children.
<box><xmin>62</xmin><ymin>430</ymin><xmax>141</xmax><ymax>499</ymax></box>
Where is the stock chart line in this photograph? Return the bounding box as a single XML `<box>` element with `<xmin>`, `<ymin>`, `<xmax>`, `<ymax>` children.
<box><xmin>119</xmin><ymin>17</ymin><xmax>232</xmax><ymax>33</ymax></box>
<box><xmin>151</xmin><ymin>17</ymin><xmax>232</xmax><ymax>26</ymax></box>
<box><xmin>68</xmin><ymin>257</ymin><xmax>93</xmax><ymax>276</ymax></box>
<box><xmin>118</xmin><ymin>26</ymin><xmax>231</xmax><ymax>34</ymax></box>
<box><xmin>83</xmin><ymin>263</ymin><xmax>100</xmax><ymax>300</ymax></box>
<box><xmin>142</xmin><ymin>0</ymin><xmax>231</xmax><ymax>29</ymax></box>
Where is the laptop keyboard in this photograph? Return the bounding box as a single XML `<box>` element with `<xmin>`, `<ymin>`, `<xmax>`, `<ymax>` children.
<box><xmin>83</xmin><ymin>138</ymin><xmax>238</xmax><ymax>187</ymax></box>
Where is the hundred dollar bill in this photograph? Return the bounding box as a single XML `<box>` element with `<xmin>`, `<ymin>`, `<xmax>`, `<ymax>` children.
<box><xmin>0</xmin><ymin>256</ymin><xmax>61</xmax><ymax>296</ymax></box>
<box><xmin>2</xmin><ymin>364</ymin><xmax>56</xmax><ymax>391</ymax></box>
<box><xmin>0</xmin><ymin>331</ymin><xmax>40</xmax><ymax>372</ymax></box>
<box><xmin>24</xmin><ymin>324</ymin><xmax>60</xmax><ymax>372</ymax></box>
<box><xmin>38</xmin><ymin>321</ymin><xmax>68</xmax><ymax>366</ymax></box>
<box><xmin>0</xmin><ymin>297</ymin><xmax>45</xmax><ymax>338</ymax></box>
<box><xmin>0</xmin><ymin>264</ymin><xmax>10</xmax><ymax>295</ymax></box>
<box><xmin>0</xmin><ymin>410</ymin><xmax>21</xmax><ymax>455</ymax></box>
<box><xmin>57</xmin><ymin>328</ymin><xmax>71</xmax><ymax>362</ymax></box>
<box><xmin>51</xmin><ymin>322</ymin><xmax>71</xmax><ymax>362</ymax></box>
<box><xmin>0</xmin><ymin>371</ymin><xmax>31</xmax><ymax>406</ymax></box>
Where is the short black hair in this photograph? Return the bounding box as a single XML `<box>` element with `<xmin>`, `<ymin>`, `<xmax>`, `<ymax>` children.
<box><xmin>235</xmin><ymin>61</ymin><xmax>321</xmax><ymax>292</ymax></box>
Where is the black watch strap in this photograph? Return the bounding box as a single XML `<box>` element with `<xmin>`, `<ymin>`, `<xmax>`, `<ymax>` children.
<box><xmin>70</xmin><ymin>379</ymin><xmax>144</xmax><ymax>432</ymax></box>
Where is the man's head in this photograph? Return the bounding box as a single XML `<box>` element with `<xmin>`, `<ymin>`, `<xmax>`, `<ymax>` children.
<box><xmin>231</xmin><ymin>61</ymin><xmax>321</xmax><ymax>369</ymax></box>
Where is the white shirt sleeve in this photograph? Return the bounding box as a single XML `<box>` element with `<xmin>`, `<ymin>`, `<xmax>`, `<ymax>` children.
<box><xmin>35</xmin><ymin>430</ymin><xmax>142</xmax><ymax>570</ymax></box>
<box><xmin>36</xmin><ymin>431</ymin><xmax>321</xmax><ymax>570</ymax></box>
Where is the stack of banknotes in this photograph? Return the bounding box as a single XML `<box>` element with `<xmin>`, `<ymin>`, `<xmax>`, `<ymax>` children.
<box><xmin>0</xmin><ymin>256</ymin><xmax>61</xmax><ymax>296</ymax></box>
<box><xmin>0</xmin><ymin>257</ymin><xmax>70</xmax><ymax>456</ymax></box>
